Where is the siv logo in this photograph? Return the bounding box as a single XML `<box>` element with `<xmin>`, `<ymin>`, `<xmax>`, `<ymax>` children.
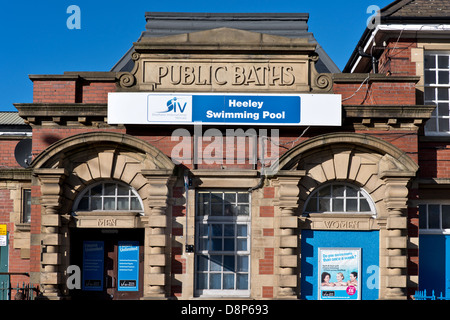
<box><xmin>159</xmin><ymin>97</ymin><xmax>187</xmax><ymax>113</ymax></box>
<box><xmin>147</xmin><ymin>94</ymin><xmax>192</xmax><ymax>123</ymax></box>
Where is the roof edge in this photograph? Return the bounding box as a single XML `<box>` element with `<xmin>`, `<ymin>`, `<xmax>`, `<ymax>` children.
<box><xmin>144</xmin><ymin>12</ymin><xmax>310</xmax><ymax>20</ymax></box>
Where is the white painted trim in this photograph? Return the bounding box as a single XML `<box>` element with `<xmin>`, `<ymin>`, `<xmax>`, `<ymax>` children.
<box><xmin>350</xmin><ymin>24</ymin><xmax>450</xmax><ymax>73</ymax></box>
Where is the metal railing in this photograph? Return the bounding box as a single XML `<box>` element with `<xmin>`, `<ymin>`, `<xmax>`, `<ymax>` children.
<box><xmin>414</xmin><ymin>289</ymin><xmax>449</xmax><ymax>300</ymax></box>
<box><xmin>0</xmin><ymin>272</ymin><xmax>39</xmax><ymax>300</ymax></box>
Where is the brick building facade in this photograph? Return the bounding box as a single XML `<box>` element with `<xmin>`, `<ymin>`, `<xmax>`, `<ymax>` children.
<box><xmin>0</xmin><ymin>0</ymin><xmax>447</xmax><ymax>300</ymax></box>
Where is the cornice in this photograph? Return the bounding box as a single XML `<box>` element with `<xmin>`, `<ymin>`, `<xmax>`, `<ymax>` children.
<box><xmin>29</xmin><ymin>72</ymin><xmax>117</xmax><ymax>82</ymax></box>
<box><xmin>344</xmin><ymin>104</ymin><xmax>435</xmax><ymax>118</ymax></box>
<box><xmin>0</xmin><ymin>168</ymin><xmax>32</xmax><ymax>181</ymax></box>
<box><xmin>13</xmin><ymin>103</ymin><xmax>108</xmax><ymax>126</ymax></box>
<box><xmin>343</xmin><ymin>104</ymin><xmax>435</xmax><ymax>130</ymax></box>
<box><xmin>333</xmin><ymin>73</ymin><xmax>420</xmax><ymax>83</ymax></box>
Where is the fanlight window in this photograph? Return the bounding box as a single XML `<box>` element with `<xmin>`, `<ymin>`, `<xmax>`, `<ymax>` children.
<box><xmin>304</xmin><ymin>183</ymin><xmax>375</xmax><ymax>215</ymax></box>
<box><xmin>74</xmin><ymin>181</ymin><xmax>143</xmax><ymax>212</ymax></box>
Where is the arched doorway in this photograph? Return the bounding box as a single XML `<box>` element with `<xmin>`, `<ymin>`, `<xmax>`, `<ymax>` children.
<box><xmin>70</xmin><ymin>181</ymin><xmax>145</xmax><ymax>300</ymax></box>
<box><xmin>300</xmin><ymin>182</ymin><xmax>379</xmax><ymax>300</ymax></box>
<box><xmin>271</xmin><ymin>132</ymin><xmax>418</xmax><ymax>300</ymax></box>
<box><xmin>31</xmin><ymin>132</ymin><xmax>176</xmax><ymax>300</ymax></box>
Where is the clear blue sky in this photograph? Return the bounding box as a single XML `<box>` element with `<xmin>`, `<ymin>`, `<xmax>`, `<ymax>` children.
<box><xmin>0</xmin><ymin>0</ymin><xmax>393</xmax><ymax>111</ymax></box>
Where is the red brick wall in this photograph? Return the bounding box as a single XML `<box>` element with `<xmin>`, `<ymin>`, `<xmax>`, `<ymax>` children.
<box><xmin>334</xmin><ymin>80</ymin><xmax>417</xmax><ymax>105</ymax></box>
<box><xmin>356</xmin><ymin>130</ymin><xmax>419</xmax><ymax>164</ymax></box>
<box><xmin>419</xmin><ymin>141</ymin><xmax>450</xmax><ymax>179</ymax></box>
<box><xmin>31</xmin><ymin>127</ymin><xmax>126</xmax><ymax>156</ymax></box>
<box><xmin>0</xmin><ymin>139</ymin><xmax>24</xmax><ymax>168</ymax></box>
<box><xmin>378</xmin><ymin>39</ymin><xmax>417</xmax><ymax>76</ymax></box>
<box><xmin>0</xmin><ymin>189</ymin><xmax>13</xmax><ymax>227</ymax></box>
<box><xmin>81</xmin><ymin>82</ymin><xmax>116</xmax><ymax>103</ymax></box>
<box><xmin>33</xmin><ymin>79</ymin><xmax>116</xmax><ymax>104</ymax></box>
<box><xmin>259</xmin><ymin>248</ymin><xmax>274</xmax><ymax>275</ymax></box>
<box><xmin>33</xmin><ymin>80</ymin><xmax>77</xmax><ymax>103</ymax></box>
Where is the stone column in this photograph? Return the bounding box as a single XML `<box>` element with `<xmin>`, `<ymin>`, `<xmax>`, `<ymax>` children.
<box><xmin>141</xmin><ymin>169</ymin><xmax>175</xmax><ymax>299</ymax></box>
<box><xmin>273</xmin><ymin>170</ymin><xmax>305</xmax><ymax>299</ymax></box>
<box><xmin>34</xmin><ymin>168</ymin><xmax>67</xmax><ymax>300</ymax></box>
<box><xmin>381</xmin><ymin>175</ymin><xmax>413</xmax><ymax>300</ymax></box>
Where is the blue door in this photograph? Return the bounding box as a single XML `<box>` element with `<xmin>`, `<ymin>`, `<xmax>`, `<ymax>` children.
<box><xmin>419</xmin><ymin>234</ymin><xmax>450</xmax><ymax>296</ymax></box>
<box><xmin>300</xmin><ymin>230</ymin><xmax>379</xmax><ymax>300</ymax></box>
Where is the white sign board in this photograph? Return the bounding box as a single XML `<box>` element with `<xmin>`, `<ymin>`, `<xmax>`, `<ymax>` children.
<box><xmin>108</xmin><ymin>92</ymin><xmax>342</xmax><ymax>126</ymax></box>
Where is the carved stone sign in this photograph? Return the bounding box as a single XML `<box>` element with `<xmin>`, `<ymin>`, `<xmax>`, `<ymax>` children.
<box><xmin>142</xmin><ymin>61</ymin><xmax>306</xmax><ymax>91</ymax></box>
<box><xmin>118</xmin><ymin>28</ymin><xmax>333</xmax><ymax>93</ymax></box>
<box><xmin>323</xmin><ymin>220</ymin><xmax>360</xmax><ymax>229</ymax></box>
<box><xmin>307</xmin><ymin>217</ymin><xmax>376</xmax><ymax>230</ymax></box>
<box><xmin>97</xmin><ymin>218</ymin><xmax>117</xmax><ymax>227</ymax></box>
<box><xmin>75</xmin><ymin>215</ymin><xmax>138</xmax><ymax>228</ymax></box>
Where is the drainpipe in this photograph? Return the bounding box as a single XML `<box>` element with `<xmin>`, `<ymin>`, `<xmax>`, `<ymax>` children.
<box><xmin>358</xmin><ymin>46</ymin><xmax>378</xmax><ymax>73</ymax></box>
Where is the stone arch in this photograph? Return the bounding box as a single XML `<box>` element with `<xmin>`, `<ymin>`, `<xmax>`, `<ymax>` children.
<box><xmin>273</xmin><ymin>132</ymin><xmax>418</xmax><ymax>218</ymax></box>
<box><xmin>31</xmin><ymin>131</ymin><xmax>175</xmax><ymax>170</ymax></box>
<box><xmin>32</xmin><ymin>131</ymin><xmax>175</xmax><ymax>213</ymax></box>
<box><xmin>275</xmin><ymin>132</ymin><xmax>417</xmax><ymax>172</ymax></box>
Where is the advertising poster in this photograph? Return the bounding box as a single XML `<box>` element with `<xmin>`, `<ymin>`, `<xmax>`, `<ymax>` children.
<box><xmin>118</xmin><ymin>241</ymin><xmax>140</xmax><ymax>291</ymax></box>
<box><xmin>318</xmin><ymin>248</ymin><xmax>361</xmax><ymax>300</ymax></box>
<box><xmin>82</xmin><ymin>241</ymin><xmax>104</xmax><ymax>291</ymax></box>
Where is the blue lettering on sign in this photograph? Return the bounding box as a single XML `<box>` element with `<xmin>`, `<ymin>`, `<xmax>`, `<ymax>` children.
<box><xmin>118</xmin><ymin>241</ymin><xmax>140</xmax><ymax>292</ymax></box>
<box><xmin>192</xmin><ymin>95</ymin><xmax>300</xmax><ymax>124</ymax></box>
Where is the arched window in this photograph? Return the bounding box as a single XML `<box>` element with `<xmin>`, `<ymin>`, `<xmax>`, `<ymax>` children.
<box><xmin>304</xmin><ymin>183</ymin><xmax>375</xmax><ymax>215</ymax></box>
<box><xmin>73</xmin><ymin>181</ymin><xmax>143</xmax><ymax>212</ymax></box>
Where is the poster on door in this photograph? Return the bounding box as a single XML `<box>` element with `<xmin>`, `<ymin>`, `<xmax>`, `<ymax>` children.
<box><xmin>118</xmin><ymin>241</ymin><xmax>139</xmax><ymax>291</ymax></box>
<box><xmin>318</xmin><ymin>248</ymin><xmax>361</xmax><ymax>300</ymax></box>
<box><xmin>82</xmin><ymin>241</ymin><xmax>104</xmax><ymax>291</ymax></box>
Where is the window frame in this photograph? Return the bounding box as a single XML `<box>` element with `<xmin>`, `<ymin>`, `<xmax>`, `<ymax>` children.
<box><xmin>21</xmin><ymin>188</ymin><xmax>31</xmax><ymax>224</ymax></box>
<box><xmin>418</xmin><ymin>202</ymin><xmax>450</xmax><ymax>234</ymax></box>
<box><xmin>194</xmin><ymin>189</ymin><xmax>251</xmax><ymax>297</ymax></box>
<box><xmin>72</xmin><ymin>181</ymin><xmax>144</xmax><ymax>213</ymax></box>
<box><xmin>424</xmin><ymin>51</ymin><xmax>450</xmax><ymax>136</ymax></box>
<box><xmin>303</xmin><ymin>182</ymin><xmax>376</xmax><ymax>217</ymax></box>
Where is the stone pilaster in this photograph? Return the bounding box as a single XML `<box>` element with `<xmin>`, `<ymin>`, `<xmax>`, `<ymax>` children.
<box><xmin>141</xmin><ymin>169</ymin><xmax>175</xmax><ymax>299</ymax></box>
<box><xmin>34</xmin><ymin>168</ymin><xmax>67</xmax><ymax>300</ymax></box>
<box><xmin>273</xmin><ymin>170</ymin><xmax>305</xmax><ymax>299</ymax></box>
<box><xmin>381</xmin><ymin>175</ymin><xmax>413</xmax><ymax>300</ymax></box>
